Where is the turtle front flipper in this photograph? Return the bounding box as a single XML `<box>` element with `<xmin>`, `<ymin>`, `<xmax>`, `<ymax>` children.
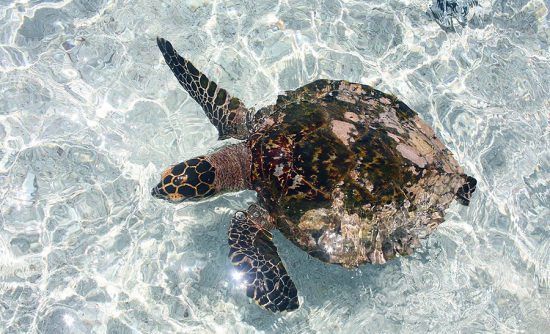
<box><xmin>228</xmin><ymin>204</ymin><xmax>299</xmax><ymax>312</ymax></box>
<box><xmin>157</xmin><ymin>37</ymin><xmax>251</xmax><ymax>140</ymax></box>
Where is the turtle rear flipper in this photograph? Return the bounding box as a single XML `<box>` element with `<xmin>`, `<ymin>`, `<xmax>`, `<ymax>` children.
<box><xmin>157</xmin><ymin>37</ymin><xmax>251</xmax><ymax>140</ymax></box>
<box><xmin>228</xmin><ymin>204</ymin><xmax>299</xmax><ymax>312</ymax></box>
<box><xmin>456</xmin><ymin>175</ymin><xmax>477</xmax><ymax>206</ymax></box>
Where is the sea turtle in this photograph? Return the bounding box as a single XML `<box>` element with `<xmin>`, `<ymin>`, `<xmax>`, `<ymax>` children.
<box><xmin>152</xmin><ymin>37</ymin><xmax>477</xmax><ymax>312</ymax></box>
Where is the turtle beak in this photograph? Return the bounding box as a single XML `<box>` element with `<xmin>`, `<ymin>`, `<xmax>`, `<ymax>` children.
<box><xmin>151</xmin><ymin>183</ymin><xmax>187</xmax><ymax>203</ymax></box>
<box><xmin>151</xmin><ymin>184</ymin><xmax>165</xmax><ymax>199</ymax></box>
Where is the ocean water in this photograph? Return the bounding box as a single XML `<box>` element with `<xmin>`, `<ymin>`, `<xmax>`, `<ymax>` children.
<box><xmin>0</xmin><ymin>0</ymin><xmax>548</xmax><ymax>333</ymax></box>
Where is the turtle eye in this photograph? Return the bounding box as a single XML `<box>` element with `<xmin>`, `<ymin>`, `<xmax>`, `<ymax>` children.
<box><xmin>173</xmin><ymin>174</ymin><xmax>188</xmax><ymax>186</ymax></box>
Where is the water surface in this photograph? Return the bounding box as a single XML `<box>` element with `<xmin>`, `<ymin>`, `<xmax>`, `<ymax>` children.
<box><xmin>0</xmin><ymin>0</ymin><xmax>548</xmax><ymax>333</ymax></box>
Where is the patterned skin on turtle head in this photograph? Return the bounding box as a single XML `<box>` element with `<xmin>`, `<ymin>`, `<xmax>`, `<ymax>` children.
<box><xmin>151</xmin><ymin>157</ymin><xmax>217</xmax><ymax>203</ymax></box>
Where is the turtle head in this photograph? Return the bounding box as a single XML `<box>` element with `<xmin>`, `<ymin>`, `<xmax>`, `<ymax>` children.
<box><xmin>152</xmin><ymin>157</ymin><xmax>217</xmax><ymax>203</ymax></box>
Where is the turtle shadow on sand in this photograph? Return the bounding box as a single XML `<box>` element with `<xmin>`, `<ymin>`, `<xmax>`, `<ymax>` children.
<box><xmin>149</xmin><ymin>37</ymin><xmax>477</xmax><ymax>313</ymax></box>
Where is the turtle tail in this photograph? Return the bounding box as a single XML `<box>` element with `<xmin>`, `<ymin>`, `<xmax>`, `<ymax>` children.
<box><xmin>456</xmin><ymin>175</ymin><xmax>477</xmax><ymax>206</ymax></box>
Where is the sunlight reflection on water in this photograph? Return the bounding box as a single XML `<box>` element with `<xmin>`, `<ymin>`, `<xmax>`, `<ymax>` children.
<box><xmin>0</xmin><ymin>0</ymin><xmax>548</xmax><ymax>333</ymax></box>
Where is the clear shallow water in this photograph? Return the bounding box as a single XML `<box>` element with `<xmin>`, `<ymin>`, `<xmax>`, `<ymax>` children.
<box><xmin>0</xmin><ymin>0</ymin><xmax>548</xmax><ymax>332</ymax></box>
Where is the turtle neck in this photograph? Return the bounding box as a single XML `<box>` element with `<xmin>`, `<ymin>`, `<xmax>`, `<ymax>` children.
<box><xmin>207</xmin><ymin>142</ymin><xmax>252</xmax><ymax>192</ymax></box>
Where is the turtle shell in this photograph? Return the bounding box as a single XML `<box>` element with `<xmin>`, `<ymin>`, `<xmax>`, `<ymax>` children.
<box><xmin>249</xmin><ymin>79</ymin><xmax>472</xmax><ymax>267</ymax></box>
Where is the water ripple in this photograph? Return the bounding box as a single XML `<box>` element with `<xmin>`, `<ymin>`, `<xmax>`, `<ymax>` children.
<box><xmin>0</xmin><ymin>0</ymin><xmax>548</xmax><ymax>333</ymax></box>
